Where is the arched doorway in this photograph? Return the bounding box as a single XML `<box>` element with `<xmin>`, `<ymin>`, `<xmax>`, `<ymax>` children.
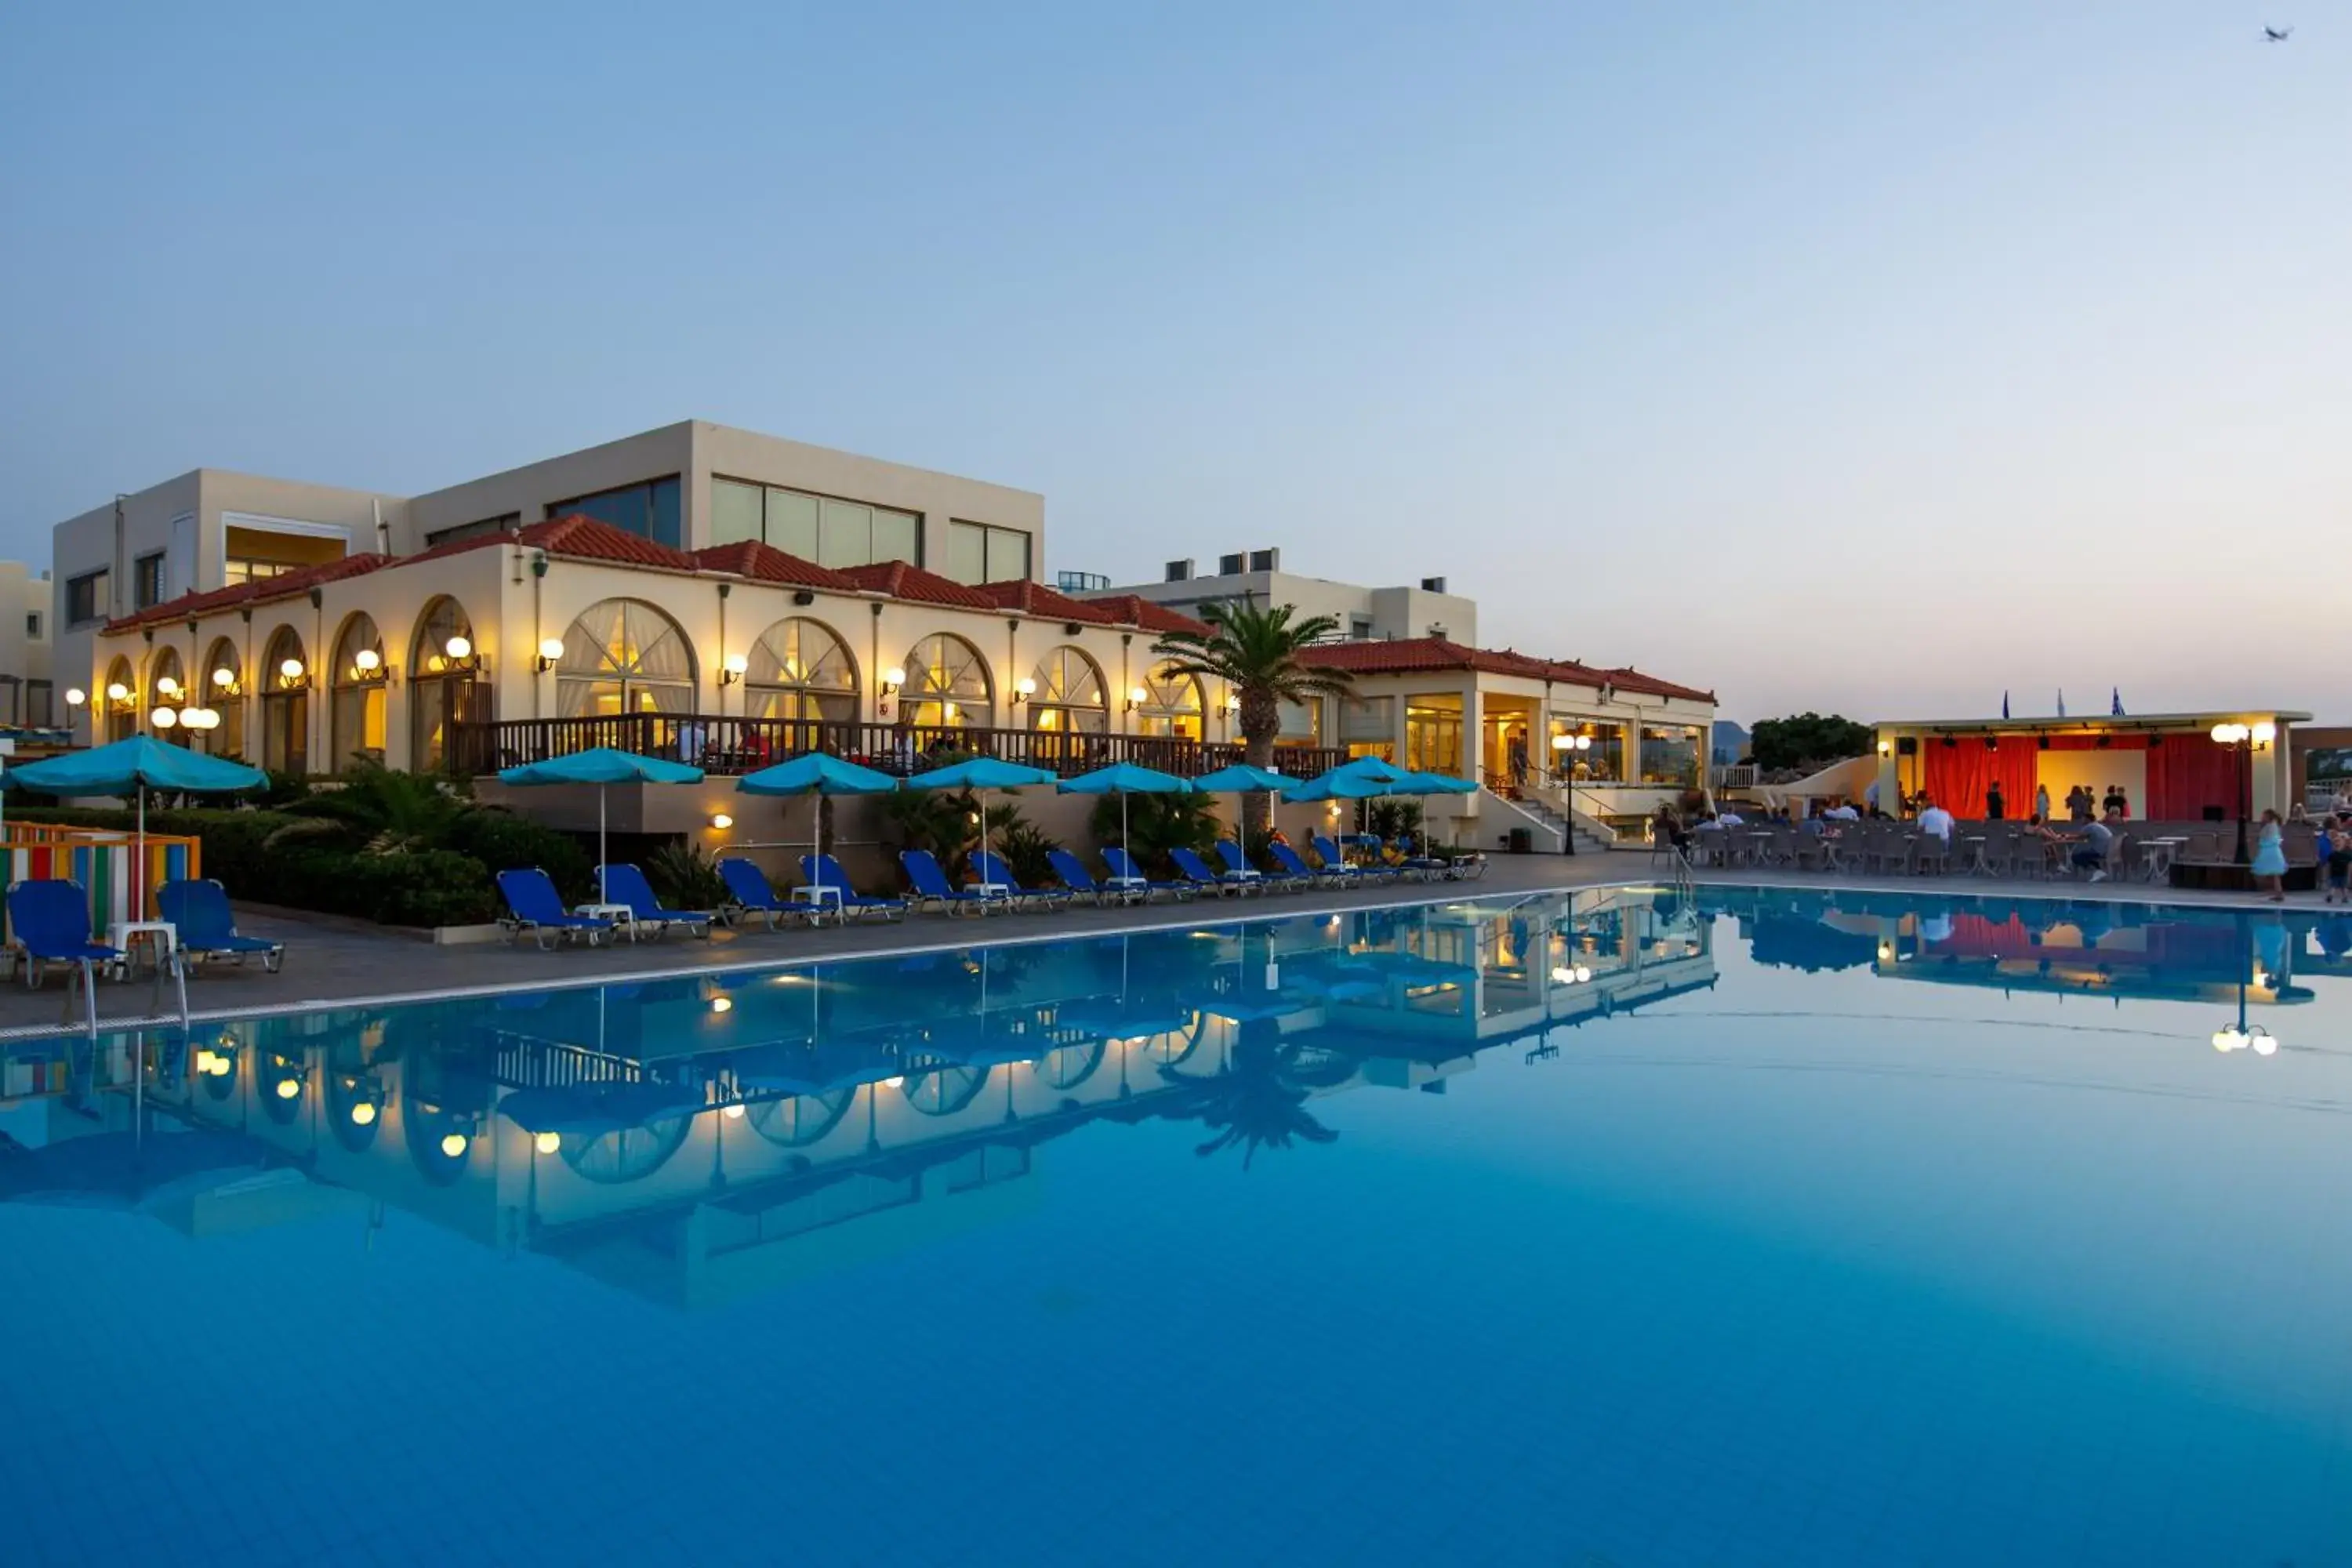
<box><xmin>899</xmin><ymin>633</ymin><xmax>992</xmax><ymax>729</ymax></box>
<box><xmin>328</xmin><ymin>614</ymin><xmax>387</xmax><ymax>770</ymax></box>
<box><xmin>557</xmin><ymin>599</ymin><xmax>695</xmax><ymax>717</ymax></box>
<box><xmin>260</xmin><ymin>626</ymin><xmax>310</xmax><ymax>773</ymax></box>
<box><xmin>1025</xmin><ymin>644</ymin><xmax>1107</xmax><ymax>772</ymax></box>
<box><xmin>103</xmin><ymin>656</ymin><xmax>136</xmax><ymax>742</ymax></box>
<box><xmin>408</xmin><ymin>597</ymin><xmax>487</xmax><ymax>773</ymax></box>
<box><xmin>201</xmin><ymin>637</ymin><xmax>246</xmax><ymax>760</ymax></box>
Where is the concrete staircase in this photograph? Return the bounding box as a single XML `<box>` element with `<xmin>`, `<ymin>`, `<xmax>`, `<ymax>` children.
<box><xmin>1488</xmin><ymin>789</ymin><xmax>1615</xmax><ymax>855</ymax></box>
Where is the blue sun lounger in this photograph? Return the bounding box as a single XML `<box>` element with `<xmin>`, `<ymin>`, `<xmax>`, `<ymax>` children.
<box><xmin>716</xmin><ymin>856</ymin><xmax>815</xmax><ymax>931</ymax></box>
<box><xmin>495</xmin><ymin>868</ymin><xmax>615</xmax><ymax>949</ymax></box>
<box><xmin>1265</xmin><ymin>842</ymin><xmax>1331</xmax><ymax>889</ymax></box>
<box><xmin>971</xmin><ymin>850</ymin><xmax>1073</xmax><ymax>911</ymax></box>
<box><xmin>899</xmin><ymin>849</ymin><xmax>1002</xmax><ymax>916</ymax></box>
<box><xmin>1047</xmin><ymin>848</ymin><xmax>1129</xmax><ymax>906</ymax></box>
<box><xmin>157</xmin><ymin>878</ymin><xmax>285</xmax><ymax>971</ymax></box>
<box><xmin>596</xmin><ymin>863</ymin><xmax>716</xmax><ymax>939</ymax></box>
<box><xmin>1100</xmin><ymin>847</ymin><xmax>1192</xmax><ymax>902</ymax></box>
<box><xmin>797</xmin><ymin>855</ymin><xmax>907</xmax><ymax>922</ymax></box>
<box><xmin>1171</xmin><ymin>846</ymin><xmax>1254</xmax><ymax>895</ymax></box>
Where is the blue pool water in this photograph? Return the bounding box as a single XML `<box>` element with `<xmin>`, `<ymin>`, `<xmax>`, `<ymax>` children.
<box><xmin>4</xmin><ymin>885</ymin><xmax>2351</xmax><ymax>1566</ymax></box>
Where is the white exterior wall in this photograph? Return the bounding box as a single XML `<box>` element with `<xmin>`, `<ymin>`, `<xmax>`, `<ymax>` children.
<box><xmin>1099</xmin><ymin>568</ymin><xmax>1479</xmax><ymax>646</ymax></box>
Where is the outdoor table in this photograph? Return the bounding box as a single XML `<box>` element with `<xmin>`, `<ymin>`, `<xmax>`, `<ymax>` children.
<box><xmin>575</xmin><ymin>902</ymin><xmax>639</xmax><ymax>942</ymax></box>
<box><xmin>2137</xmin><ymin>837</ymin><xmax>2188</xmax><ymax>884</ymax></box>
<box><xmin>789</xmin><ymin>885</ymin><xmax>844</xmax><ymax>924</ymax></box>
<box><xmin>107</xmin><ymin>919</ymin><xmax>177</xmax><ymax>982</ymax></box>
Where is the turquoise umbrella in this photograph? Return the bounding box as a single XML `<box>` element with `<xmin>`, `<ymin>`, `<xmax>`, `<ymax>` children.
<box><xmin>1331</xmin><ymin>755</ymin><xmax>1414</xmax><ymax>785</ymax></box>
<box><xmin>1058</xmin><ymin>762</ymin><xmax>1192</xmax><ymax>888</ymax></box>
<box><xmin>499</xmin><ymin>746</ymin><xmax>706</xmax><ymax>902</ymax></box>
<box><xmin>13</xmin><ymin>736</ymin><xmax>268</xmax><ymax>916</ymax></box>
<box><xmin>1387</xmin><ymin>771</ymin><xmax>1476</xmax><ymax>853</ymax></box>
<box><xmin>905</xmin><ymin>757</ymin><xmax>1058</xmax><ymax>895</ymax></box>
<box><xmin>1192</xmin><ymin>762</ymin><xmax>1293</xmax><ymax>863</ymax></box>
<box><xmin>735</xmin><ymin>753</ymin><xmax>899</xmax><ymax>901</ymax></box>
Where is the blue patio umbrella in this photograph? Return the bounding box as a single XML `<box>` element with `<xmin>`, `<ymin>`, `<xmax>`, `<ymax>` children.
<box><xmin>1191</xmin><ymin>762</ymin><xmax>1292</xmax><ymax>862</ymax></box>
<box><xmin>1331</xmin><ymin>755</ymin><xmax>1414</xmax><ymax>785</ymax></box>
<box><xmin>736</xmin><ymin>752</ymin><xmax>899</xmax><ymax>898</ymax></box>
<box><xmin>905</xmin><ymin>757</ymin><xmax>1058</xmax><ymax>891</ymax></box>
<box><xmin>499</xmin><ymin>746</ymin><xmax>705</xmax><ymax>901</ymax></box>
<box><xmin>13</xmin><ymin>735</ymin><xmax>268</xmax><ymax>913</ymax></box>
<box><xmin>1058</xmin><ymin>762</ymin><xmax>1192</xmax><ymax>886</ymax></box>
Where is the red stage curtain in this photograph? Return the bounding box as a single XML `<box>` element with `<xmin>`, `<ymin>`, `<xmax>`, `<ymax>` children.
<box><xmin>1921</xmin><ymin>737</ymin><xmax>2037</xmax><ymax>817</ymax></box>
<box><xmin>2148</xmin><ymin>735</ymin><xmax>2238</xmax><ymax>821</ymax></box>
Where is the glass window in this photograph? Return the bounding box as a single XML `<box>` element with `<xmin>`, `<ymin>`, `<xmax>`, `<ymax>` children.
<box><xmin>1640</xmin><ymin>724</ymin><xmax>1702</xmax><ymax>786</ymax></box>
<box><xmin>133</xmin><ymin>553</ymin><xmax>166</xmax><ymax>610</ymax></box>
<box><xmin>1348</xmin><ymin>615</ymin><xmax>1374</xmax><ymax>641</ymax></box>
<box><xmin>710</xmin><ymin>479</ymin><xmax>764</xmax><ymax>547</ymax></box>
<box><xmin>225</xmin><ymin>558</ymin><xmax>297</xmax><ymax>586</ymax></box>
<box><xmin>547</xmin><ymin>476</ymin><xmax>682</xmax><ymax>548</ymax></box>
<box><xmin>985</xmin><ymin>526</ymin><xmax>1030</xmax><ymax>583</ymax></box>
<box><xmin>1405</xmin><ymin>692</ymin><xmax>1465</xmax><ymax>776</ymax></box>
<box><xmin>423</xmin><ymin>514</ymin><xmax>517</xmax><ymax>548</ymax></box>
<box><xmin>66</xmin><ymin>570</ymin><xmax>108</xmax><ymax>626</ymax></box>
<box><xmin>1548</xmin><ymin>718</ymin><xmax>1626</xmax><ymax>783</ymax></box>
<box><xmin>24</xmin><ymin>612</ymin><xmax>40</xmax><ymax>639</ymax></box>
<box><xmin>557</xmin><ymin>598</ymin><xmax>696</xmax><ymax>717</ymax></box>
<box><xmin>1338</xmin><ymin>696</ymin><xmax>1394</xmax><ymax>742</ymax></box>
<box><xmin>818</xmin><ymin>498</ymin><xmax>873</xmax><ymax>568</ymax></box>
<box><xmin>202</xmin><ymin>636</ymin><xmax>246</xmax><ymax>761</ymax></box>
<box><xmin>747</xmin><ymin>617</ymin><xmax>859</xmax><ymax>724</ymax></box>
<box><xmin>945</xmin><ymin>523</ymin><xmax>987</xmax><ymax>585</ymax></box>
<box><xmin>1025</xmin><ymin>646</ymin><xmax>1107</xmax><ymax>734</ymax></box>
<box><xmin>899</xmin><ymin>633</ymin><xmax>992</xmax><ymax>728</ymax></box>
<box><xmin>873</xmin><ymin>507</ymin><xmax>920</xmax><ymax>565</ymax></box>
<box><xmin>329</xmin><ymin>614</ymin><xmax>388</xmax><ymax>768</ymax></box>
<box><xmin>766</xmin><ymin>488</ymin><xmax>820</xmax><ymax>558</ymax></box>
<box><xmin>27</xmin><ymin>681</ymin><xmax>53</xmax><ymax>728</ymax></box>
<box><xmin>1134</xmin><ymin>664</ymin><xmax>1204</xmax><ymax>739</ymax></box>
<box><xmin>1276</xmin><ymin>699</ymin><xmax>1323</xmax><ymax>744</ymax></box>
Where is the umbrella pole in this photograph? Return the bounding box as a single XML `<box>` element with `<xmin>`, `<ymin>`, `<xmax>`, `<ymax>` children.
<box><xmin>1121</xmin><ymin>789</ymin><xmax>1131</xmax><ymax>902</ymax></box>
<box><xmin>137</xmin><ymin>784</ymin><xmax>147</xmax><ymax>920</ymax></box>
<box><xmin>597</xmin><ymin>785</ymin><xmax>608</xmax><ymax>903</ymax></box>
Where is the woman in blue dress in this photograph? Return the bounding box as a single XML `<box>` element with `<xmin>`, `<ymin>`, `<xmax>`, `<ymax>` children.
<box><xmin>2249</xmin><ymin>808</ymin><xmax>2288</xmax><ymax>902</ymax></box>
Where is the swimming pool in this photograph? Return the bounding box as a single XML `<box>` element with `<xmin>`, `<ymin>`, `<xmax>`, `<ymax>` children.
<box><xmin>4</xmin><ymin>884</ymin><xmax>2349</xmax><ymax>1566</ymax></box>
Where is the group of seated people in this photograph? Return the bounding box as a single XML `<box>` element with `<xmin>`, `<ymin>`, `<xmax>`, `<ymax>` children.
<box><xmin>1657</xmin><ymin>794</ymin><xmax>2132</xmax><ymax>881</ymax></box>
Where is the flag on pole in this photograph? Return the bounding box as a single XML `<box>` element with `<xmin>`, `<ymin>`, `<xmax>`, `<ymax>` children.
<box><xmin>2001</xmin><ymin>691</ymin><xmax>2010</xmax><ymax>720</ymax></box>
<box><xmin>2056</xmin><ymin>689</ymin><xmax>2067</xmax><ymax>718</ymax></box>
<box><xmin>2111</xmin><ymin>688</ymin><xmax>2124</xmax><ymax>717</ymax></box>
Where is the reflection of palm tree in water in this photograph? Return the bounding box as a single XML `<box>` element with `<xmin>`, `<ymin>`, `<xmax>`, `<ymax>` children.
<box><xmin>1167</xmin><ymin>1021</ymin><xmax>1341</xmax><ymax>1168</ymax></box>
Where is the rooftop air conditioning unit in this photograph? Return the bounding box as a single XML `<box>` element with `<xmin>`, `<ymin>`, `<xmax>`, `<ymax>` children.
<box><xmin>1218</xmin><ymin>552</ymin><xmax>1247</xmax><ymax>575</ymax></box>
<box><xmin>1427</xmin><ymin>621</ymin><xmax>1447</xmax><ymax>640</ymax></box>
<box><xmin>1249</xmin><ymin>547</ymin><xmax>1280</xmax><ymax>572</ymax></box>
<box><xmin>1421</xmin><ymin>575</ymin><xmax>1446</xmax><ymax>593</ymax></box>
<box><xmin>1164</xmin><ymin>558</ymin><xmax>1194</xmax><ymax>583</ymax></box>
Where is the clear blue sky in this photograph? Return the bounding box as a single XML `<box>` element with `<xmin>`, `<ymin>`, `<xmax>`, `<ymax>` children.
<box><xmin>2</xmin><ymin>2</ymin><xmax>2340</xmax><ymax>723</ymax></box>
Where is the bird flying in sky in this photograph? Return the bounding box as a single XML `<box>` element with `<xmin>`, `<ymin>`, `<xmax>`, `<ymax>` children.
<box><xmin>2265</xmin><ymin>26</ymin><xmax>2293</xmax><ymax>42</ymax></box>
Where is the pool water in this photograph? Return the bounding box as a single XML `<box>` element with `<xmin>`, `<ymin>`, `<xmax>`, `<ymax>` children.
<box><xmin>4</xmin><ymin>885</ymin><xmax>2351</xmax><ymax>1566</ymax></box>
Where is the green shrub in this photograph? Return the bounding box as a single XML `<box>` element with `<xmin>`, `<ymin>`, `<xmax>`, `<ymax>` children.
<box><xmin>989</xmin><ymin>817</ymin><xmax>1059</xmax><ymax>887</ymax></box>
<box><xmin>644</xmin><ymin>840</ymin><xmax>728</xmax><ymax>909</ymax></box>
<box><xmin>439</xmin><ymin>808</ymin><xmax>592</xmax><ymax>902</ymax></box>
<box><xmin>1091</xmin><ymin>792</ymin><xmax>1220</xmax><ymax>873</ymax></box>
<box><xmin>270</xmin><ymin>848</ymin><xmax>499</xmax><ymax>927</ymax></box>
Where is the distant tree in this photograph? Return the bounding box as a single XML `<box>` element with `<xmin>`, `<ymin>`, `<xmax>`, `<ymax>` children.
<box><xmin>1748</xmin><ymin>713</ymin><xmax>1874</xmax><ymax>774</ymax></box>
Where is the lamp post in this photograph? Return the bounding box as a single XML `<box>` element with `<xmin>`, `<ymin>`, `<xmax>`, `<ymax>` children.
<box><xmin>2209</xmin><ymin>720</ymin><xmax>2275</xmax><ymax>868</ymax></box>
<box><xmin>1551</xmin><ymin>731</ymin><xmax>1592</xmax><ymax>855</ymax></box>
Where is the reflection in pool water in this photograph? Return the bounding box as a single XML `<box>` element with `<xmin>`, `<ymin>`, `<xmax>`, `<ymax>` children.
<box><xmin>4</xmin><ymin>886</ymin><xmax>2350</xmax><ymax>1566</ymax></box>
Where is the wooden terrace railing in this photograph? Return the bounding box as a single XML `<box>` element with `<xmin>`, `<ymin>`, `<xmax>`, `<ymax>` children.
<box><xmin>449</xmin><ymin>713</ymin><xmax>1351</xmax><ymax>782</ymax></box>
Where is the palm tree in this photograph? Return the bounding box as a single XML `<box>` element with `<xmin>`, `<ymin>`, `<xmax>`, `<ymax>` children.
<box><xmin>1152</xmin><ymin>601</ymin><xmax>1354</xmax><ymax>773</ymax></box>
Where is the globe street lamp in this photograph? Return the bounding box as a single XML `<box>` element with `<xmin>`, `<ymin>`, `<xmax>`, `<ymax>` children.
<box><xmin>1551</xmin><ymin>731</ymin><xmax>1592</xmax><ymax>855</ymax></box>
<box><xmin>2209</xmin><ymin>720</ymin><xmax>2274</xmax><ymax>868</ymax></box>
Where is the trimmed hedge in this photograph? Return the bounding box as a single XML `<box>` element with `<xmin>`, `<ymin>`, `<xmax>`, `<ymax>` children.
<box><xmin>5</xmin><ymin>805</ymin><xmax>526</xmax><ymax>927</ymax></box>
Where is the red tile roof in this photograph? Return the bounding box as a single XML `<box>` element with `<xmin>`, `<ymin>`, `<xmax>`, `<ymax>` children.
<box><xmin>688</xmin><ymin>541</ymin><xmax>861</xmax><ymax>592</ymax></box>
<box><xmin>1082</xmin><ymin>593</ymin><xmax>1212</xmax><ymax>637</ymax></box>
<box><xmin>106</xmin><ymin>552</ymin><xmax>396</xmax><ymax>633</ymax></box>
<box><xmin>1298</xmin><ymin>637</ymin><xmax>1714</xmax><ymax>703</ymax></box>
<box><xmin>835</xmin><ymin>561</ymin><xmax>999</xmax><ymax>611</ymax></box>
<box><xmin>971</xmin><ymin>579</ymin><xmax>1122</xmax><ymax>624</ymax></box>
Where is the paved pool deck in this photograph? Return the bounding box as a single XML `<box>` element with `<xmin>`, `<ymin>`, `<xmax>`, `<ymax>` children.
<box><xmin>0</xmin><ymin>851</ymin><xmax>2328</xmax><ymax>1036</ymax></box>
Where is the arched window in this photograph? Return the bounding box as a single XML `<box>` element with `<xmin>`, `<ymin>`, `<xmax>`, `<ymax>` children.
<box><xmin>329</xmin><ymin>614</ymin><xmax>387</xmax><ymax>770</ymax></box>
<box><xmin>103</xmin><ymin>655</ymin><xmax>136</xmax><ymax>742</ymax></box>
<box><xmin>746</xmin><ymin>617</ymin><xmax>858</xmax><ymax>723</ymax></box>
<box><xmin>201</xmin><ymin>637</ymin><xmax>245</xmax><ymax>760</ymax></box>
<box><xmin>145</xmin><ymin>648</ymin><xmax>188</xmax><ymax>745</ymax></box>
<box><xmin>408</xmin><ymin>597</ymin><xmax>486</xmax><ymax>772</ymax></box>
<box><xmin>1133</xmin><ymin>663</ymin><xmax>1204</xmax><ymax>739</ymax></box>
<box><xmin>557</xmin><ymin>599</ymin><xmax>695</xmax><ymax>717</ymax></box>
<box><xmin>899</xmin><ymin>634</ymin><xmax>992</xmax><ymax>728</ymax></box>
<box><xmin>260</xmin><ymin>626</ymin><xmax>310</xmax><ymax>773</ymax></box>
<box><xmin>1025</xmin><ymin>646</ymin><xmax>1106</xmax><ymax>734</ymax></box>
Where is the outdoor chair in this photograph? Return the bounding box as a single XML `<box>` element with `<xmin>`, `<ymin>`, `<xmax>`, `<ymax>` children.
<box><xmin>1171</xmin><ymin>846</ymin><xmax>1254</xmax><ymax>895</ymax></box>
<box><xmin>797</xmin><ymin>855</ymin><xmax>906</xmax><ymax>921</ymax></box>
<box><xmin>1102</xmin><ymin>847</ymin><xmax>1194</xmax><ymax>901</ymax></box>
<box><xmin>1314</xmin><ymin>835</ymin><xmax>1397</xmax><ymax>883</ymax></box>
<box><xmin>899</xmin><ymin>849</ymin><xmax>1004</xmax><ymax>915</ymax></box>
<box><xmin>596</xmin><ymin>863</ymin><xmax>717</xmax><ymax>939</ymax></box>
<box><xmin>1047</xmin><ymin>848</ymin><xmax>1130</xmax><ymax>906</ymax></box>
<box><xmin>1268</xmin><ymin>842</ymin><xmax>1336</xmax><ymax>887</ymax></box>
<box><xmin>495</xmin><ymin>868</ymin><xmax>615</xmax><ymax>949</ymax></box>
<box><xmin>1212</xmin><ymin>840</ymin><xmax>1269</xmax><ymax>888</ymax></box>
<box><xmin>157</xmin><ymin>879</ymin><xmax>285</xmax><ymax>972</ymax></box>
<box><xmin>9</xmin><ymin>879</ymin><xmax>124</xmax><ymax>995</ymax></box>
<box><xmin>971</xmin><ymin>850</ymin><xmax>1073</xmax><ymax>911</ymax></box>
<box><xmin>1912</xmin><ymin>835</ymin><xmax>1951</xmax><ymax>876</ymax></box>
<box><xmin>1791</xmin><ymin>830</ymin><xmax>1832</xmax><ymax>872</ymax></box>
<box><xmin>716</xmin><ymin>856</ymin><xmax>815</xmax><ymax>931</ymax></box>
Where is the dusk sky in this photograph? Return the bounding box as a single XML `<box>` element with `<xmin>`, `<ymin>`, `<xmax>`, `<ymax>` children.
<box><xmin>2</xmin><ymin>2</ymin><xmax>2341</xmax><ymax>724</ymax></box>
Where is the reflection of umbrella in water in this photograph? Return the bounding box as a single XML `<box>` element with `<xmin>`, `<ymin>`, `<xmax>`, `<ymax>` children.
<box><xmin>727</xmin><ymin>1036</ymin><xmax>903</xmax><ymax>1096</ymax></box>
<box><xmin>0</xmin><ymin>1127</ymin><xmax>267</xmax><ymax>1207</ymax></box>
<box><xmin>1748</xmin><ymin>914</ymin><xmax>1878</xmax><ymax>972</ymax></box>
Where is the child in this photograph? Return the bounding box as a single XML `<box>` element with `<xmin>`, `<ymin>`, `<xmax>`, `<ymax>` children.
<box><xmin>2320</xmin><ymin>817</ymin><xmax>2338</xmax><ymax>904</ymax></box>
<box><xmin>2331</xmin><ymin>814</ymin><xmax>2352</xmax><ymax>906</ymax></box>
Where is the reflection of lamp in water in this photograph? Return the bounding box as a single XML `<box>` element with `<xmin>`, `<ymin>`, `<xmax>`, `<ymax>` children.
<box><xmin>441</xmin><ymin>1131</ymin><xmax>470</xmax><ymax>1158</ymax></box>
<box><xmin>883</xmin><ymin>1075</ymin><xmax>905</xmax><ymax>1088</ymax></box>
<box><xmin>710</xmin><ymin>996</ymin><xmax>732</xmax><ymax>1014</ymax></box>
<box><xmin>349</xmin><ymin>1101</ymin><xmax>378</xmax><ymax>1126</ymax></box>
<box><xmin>723</xmin><ymin>1103</ymin><xmax>746</xmax><ymax>1119</ymax></box>
<box><xmin>274</xmin><ymin>1077</ymin><xmax>300</xmax><ymax>1100</ymax></box>
<box><xmin>534</xmin><ymin>1131</ymin><xmax>561</xmax><ymax>1155</ymax></box>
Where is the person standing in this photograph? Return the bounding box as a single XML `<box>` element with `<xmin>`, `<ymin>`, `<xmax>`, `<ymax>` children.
<box><xmin>2034</xmin><ymin>782</ymin><xmax>2051</xmax><ymax>822</ymax></box>
<box><xmin>1986</xmin><ymin>779</ymin><xmax>2005</xmax><ymax>820</ymax></box>
<box><xmin>1507</xmin><ymin>729</ymin><xmax>1529</xmax><ymax>791</ymax></box>
<box><xmin>2250</xmin><ymin>808</ymin><xmax>2288</xmax><ymax>902</ymax></box>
